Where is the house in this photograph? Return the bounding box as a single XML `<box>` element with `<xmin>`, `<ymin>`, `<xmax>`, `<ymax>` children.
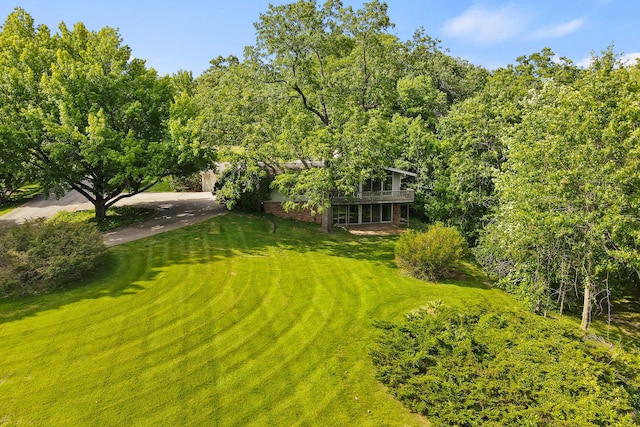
<box><xmin>263</xmin><ymin>167</ymin><xmax>416</xmax><ymax>227</ymax></box>
<box><xmin>201</xmin><ymin>164</ymin><xmax>416</xmax><ymax>227</ymax></box>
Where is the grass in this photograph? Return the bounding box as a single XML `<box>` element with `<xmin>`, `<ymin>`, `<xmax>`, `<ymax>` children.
<box><xmin>147</xmin><ymin>179</ymin><xmax>172</xmax><ymax>192</ymax></box>
<box><xmin>0</xmin><ymin>214</ymin><xmax>520</xmax><ymax>426</ymax></box>
<box><xmin>51</xmin><ymin>205</ymin><xmax>157</xmax><ymax>231</ymax></box>
<box><xmin>0</xmin><ymin>184</ymin><xmax>41</xmax><ymax>216</ymax></box>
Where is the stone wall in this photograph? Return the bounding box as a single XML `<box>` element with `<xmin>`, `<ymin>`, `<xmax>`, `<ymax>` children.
<box><xmin>263</xmin><ymin>202</ymin><xmax>319</xmax><ymax>223</ymax></box>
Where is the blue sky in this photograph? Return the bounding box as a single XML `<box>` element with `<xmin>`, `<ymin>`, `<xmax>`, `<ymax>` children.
<box><xmin>1</xmin><ymin>0</ymin><xmax>638</xmax><ymax>76</ymax></box>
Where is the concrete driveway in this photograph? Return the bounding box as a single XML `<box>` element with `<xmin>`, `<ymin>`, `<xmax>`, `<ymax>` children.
<box><xmin>0</xmin><ymin>191</ymin><xmax>227</xmax><ymax>247</ymax></box>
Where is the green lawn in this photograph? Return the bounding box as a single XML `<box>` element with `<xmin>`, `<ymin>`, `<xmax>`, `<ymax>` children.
<box><xmin>0</xmin><ymin>214</ymin><xmax>520</xmax><ymax>426</ymax></box>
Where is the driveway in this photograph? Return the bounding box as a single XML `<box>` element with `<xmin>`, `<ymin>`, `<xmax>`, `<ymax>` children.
<box><xmin>0</xmin><ymin>191</ymin><xmax>227</xmax><ymax>247</ymax></box>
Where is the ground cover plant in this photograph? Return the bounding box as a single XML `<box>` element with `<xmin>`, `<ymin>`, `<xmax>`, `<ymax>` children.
<box><xmin>372</xmin><ymin>303</ymin><xmax>640</xmax><ymax>426</ymax></box>
<box><xmin>0</xmin><ymin>214</ymin><xmax>516</xmax><ymax>426</ymax></box>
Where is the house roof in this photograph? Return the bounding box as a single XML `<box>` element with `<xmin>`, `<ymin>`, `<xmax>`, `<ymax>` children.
<box><xmin>206</xmin><ymin>161</ymin><xmax>417</xmax><ymax>177</ymax></box>
<box><xmin>385</xmin><ymin>167</ymin><xmax>416</xmax><ymax>177</ymax></box>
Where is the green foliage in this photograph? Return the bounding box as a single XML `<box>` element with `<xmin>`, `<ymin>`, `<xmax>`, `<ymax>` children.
<box><xmin>395</xmin><ymin>223</ymin><xmax>466</xmax><ymax>280</ymax></box>
<box><xmin>166</xmin><ymin>172</ymin><xmax>202</xmax><ymax>192</ymax></box>
<box><xmin>372</xmin><ymin>304</ymin><xmax>640</xmax><ymax>426</ymax></box>
<box><xmin>0</xmin><ymin>218</ymin><xmax>105</xmax><ymax>296</ymax></box>
<box><xmin>425</xmin><ymin>49</ymin><xmax>579</xmax><ymax>243</ymax></box>
<box><xmin>477</xmin><ymin>49</ymin><xmax>640</xmax><ymax>328</ymax></box>
<box><xmin>0</xmin><ymin>8</ymin><xmax>215</xmax><ymax>220</ymax></box>
<box><xmin>215</xmin><ymin>165</ymin><xmax>273</xmax><ymax>213</ymax></box>
<box><xmin>194</xmin><ymin>2</ymin><xmax>479</xmax><ymax>225</ymax></box>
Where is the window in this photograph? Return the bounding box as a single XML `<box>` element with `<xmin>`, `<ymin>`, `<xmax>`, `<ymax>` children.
<box><xmin>348</xmin><ymin>205</ymin><xmax>359</xmax><ymax>224</ymax></box>
<box><xmin>382</xmin><ymin>204</ymin><xmax>392</xmax><ymax>222</ymax></box>
<box><xmin>362</xmin><ymin>204</ymin><xmax>372</xmax><ymax>223</ymax></box>
<box><xmin>333</xmin><ymin>205</ymin><xmax>347</xmax><ymax>225</ymax></box>
<box><xmin>383</xmin><ymin>173</ymin><xmax>393</xmax><ymax>191</ymax></box>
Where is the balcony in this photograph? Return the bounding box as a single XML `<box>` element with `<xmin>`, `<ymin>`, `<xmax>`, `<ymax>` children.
<box><xmin>330</xmin><ymin>189</ymin><xmax>414</xmax><ymax>205</ymax></box>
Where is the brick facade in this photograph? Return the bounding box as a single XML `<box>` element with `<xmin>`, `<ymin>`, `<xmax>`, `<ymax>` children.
<box><xmin>263</xmin><ymin>202</ymin><xmax>319</xmax><ymax>223</ymax></box>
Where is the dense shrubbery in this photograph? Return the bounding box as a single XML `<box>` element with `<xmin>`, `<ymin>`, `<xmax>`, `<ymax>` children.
<box><xmin>371</xmin><ymin>303</ymin><xmax>640</xmax><ymax>426</ymax></box>
<box><xmin>395</xmin><ymin>224</ymin><xmax>466</xmax><ymax>280</ymax></box>
<box><xmin>167</xmin><ymin>173</ymin><xmax>202</xmax><ymax>192</ymax></box>
<box><xmin>0</xmin><ymin>218</ymin><xmax>105</xmax><ymax>296</ymax></box>
<box><xmin>215</xmin><ymin>166</ymin><xmax>273</xmax><ymax>213</ymax></box>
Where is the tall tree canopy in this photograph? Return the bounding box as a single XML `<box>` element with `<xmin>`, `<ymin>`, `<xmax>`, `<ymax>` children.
<box><xmin>427</xmin><ymin>49</ymin><xmax>579</xmax><ymax>242</ymax></box>
<box><xmin>196</xmin><ymin>0</ymin><xmax>482</xmax><ymax>231</ymax></box>
<box><xmin>476</xmin><ymin>50</ymin><xmax>640</xmax><ymax>329</ymax></box>
<box><xmin>0</xmin><ymin>8</ymin><xmax>214</xmax><ymax>219</ymax></box>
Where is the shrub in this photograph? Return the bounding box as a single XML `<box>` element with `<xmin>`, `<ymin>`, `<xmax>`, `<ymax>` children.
<box><xmin>0</xmin><ymin>218</ymin><xmax>105</xmax><ymax>297</ymax></box>
<box><xmin>395</xmin><ymin>223</ymin><xmax>466</xmax><ymax>280</ymax></box>
<box><xmin>371</xmin><ymin>304</ymin><xmax>640</xmax><ymax>426</ymax></box>
<box><xmin>167</xmin><ymin>172</ymin><xmax>202</xmax><ymax>192</ymax></box>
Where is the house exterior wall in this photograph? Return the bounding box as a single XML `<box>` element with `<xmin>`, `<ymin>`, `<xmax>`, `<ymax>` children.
<box><xmin>392</xmin><ymin>172</ymin><xmax>403</xmax><ymax>192</ymax></box>
<box><xmin>263</xmin><ymin>202</ymin><xmax>319</xmax><ymax>223</ymax></box>
<box><xmin>201</xmin><ymin>170</ymin><xmax>216</xmax><ymax>192</ymax></box>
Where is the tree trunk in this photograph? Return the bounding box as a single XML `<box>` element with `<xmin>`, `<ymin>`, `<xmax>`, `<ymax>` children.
<box><xmin>321</xmin><ymin>208</ymin><xmax>332</xmax><ymax>233</ymax></box>
<box><xmin>94</xmin><ymin>194</ymin><xmax>107</xmax><ymax>221</ymax></box>
<box><xmin>581</xmin><ymin>279</ymin><xmax>592</xmax><ymax>330</ymax></box>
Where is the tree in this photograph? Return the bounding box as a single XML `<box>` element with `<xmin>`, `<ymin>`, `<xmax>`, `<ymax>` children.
<box><xmin>0</xmin><ymin>9</ymin><xmax>52</xmax><ymax>203</ymax></box>
<box><xmin>197</xmin><ymin>0</ymin><xmax>427</xmax><ymax>232</ymax></box>
<box><xmin>477</xmin><ymin>50</ymin><xmax>640</xmax><ymax>329</ymax></box>
<box><xmin>0</xmin><ymin>9</ymin><xmax>214</xmax><ymax>220</ymax></box>
<box><xmin>425</xmin><ymin>49</ymin><xmax>579</xmax><ymax>243</ymax></box>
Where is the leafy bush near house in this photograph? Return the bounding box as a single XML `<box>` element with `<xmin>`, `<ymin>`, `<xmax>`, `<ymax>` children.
<box><xmin>215</xmin><ymin>165</ymin><xmax>273</xmax><ymax>213</ymax></box>
<box><xmin>371</xmin><ymin>303</ymin><xmax>640</xmax><ymax>426</ymax></box>
<box><xmin>167</xmin><ymin>172</ymin><xmax>202</xmax><ymax>192</ymax></box>
<box><xmin>0</xmin><ymin>218</ymin><xmax>105</xmax><ymax>297</ymax></box>
<box><xmin>395</xmin><ymin>223</ymin><xmax>466</xmax><ymax>280</ymax></box>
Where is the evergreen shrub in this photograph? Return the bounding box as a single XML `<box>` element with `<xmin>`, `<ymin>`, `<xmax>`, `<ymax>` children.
<box><xmin>371</xmin><ymin>303</ymin><xmax>640</xmax><ymax>426</ymax></box>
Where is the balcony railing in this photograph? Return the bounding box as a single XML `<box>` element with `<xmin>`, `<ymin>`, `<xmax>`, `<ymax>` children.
<box><xmin>330</xmin><ymin>189</ymin><xmax>414</xmax><ymax>204</ymax></box>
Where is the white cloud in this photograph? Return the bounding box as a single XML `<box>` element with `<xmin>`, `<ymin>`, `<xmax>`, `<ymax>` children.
<box><xmin>442</xmin><ymin>5</ymin><xmax>530</xmax><ymax>45</ymax></box>
<box><xmin>529</xmin><ymin>18</ymin><xmax>585</xmax><ymax>40</ymax></box>
<box><xmin>576</xmin><ymin>56</ymin><xmax>592</xmax><ymax>68</ymax></box>
<box><xmin>620</xmin><ymin>52</ymin><xmax>640</xmax><ymax>66</ymax></box>
<box><xmin>576</xmin><ymin>52</ymin><xmax>640</xmax><ymax>68</ymax></box>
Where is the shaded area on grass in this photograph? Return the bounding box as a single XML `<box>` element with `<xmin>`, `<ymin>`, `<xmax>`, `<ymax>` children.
<box><xmin>0</xmin><ymin>252</ymin><xmax>146</xmax><ymax>324</ymax></box>
<box><xmin>52</xmin><ymin>205</ymin><xmax>157</xmax><ymax>231</ymax></box>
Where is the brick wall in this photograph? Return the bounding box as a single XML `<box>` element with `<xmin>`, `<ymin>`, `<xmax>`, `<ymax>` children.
<box><xmin>263</xmin><ymin>202</ymin><xmax>319</xmax><ymax>223</ymax></box>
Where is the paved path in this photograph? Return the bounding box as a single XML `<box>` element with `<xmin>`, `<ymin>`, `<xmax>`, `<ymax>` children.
<box><xmin>0</xmin><ymin>191</ymin><xmax>227</xmax><ymax>247</ymax></box>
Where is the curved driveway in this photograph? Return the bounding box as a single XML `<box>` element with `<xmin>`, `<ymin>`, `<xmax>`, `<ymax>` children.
<box><xmin>0</xmin><ymin>191</ymin><xmax>227</xmax><ymax>247</ymax></box>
